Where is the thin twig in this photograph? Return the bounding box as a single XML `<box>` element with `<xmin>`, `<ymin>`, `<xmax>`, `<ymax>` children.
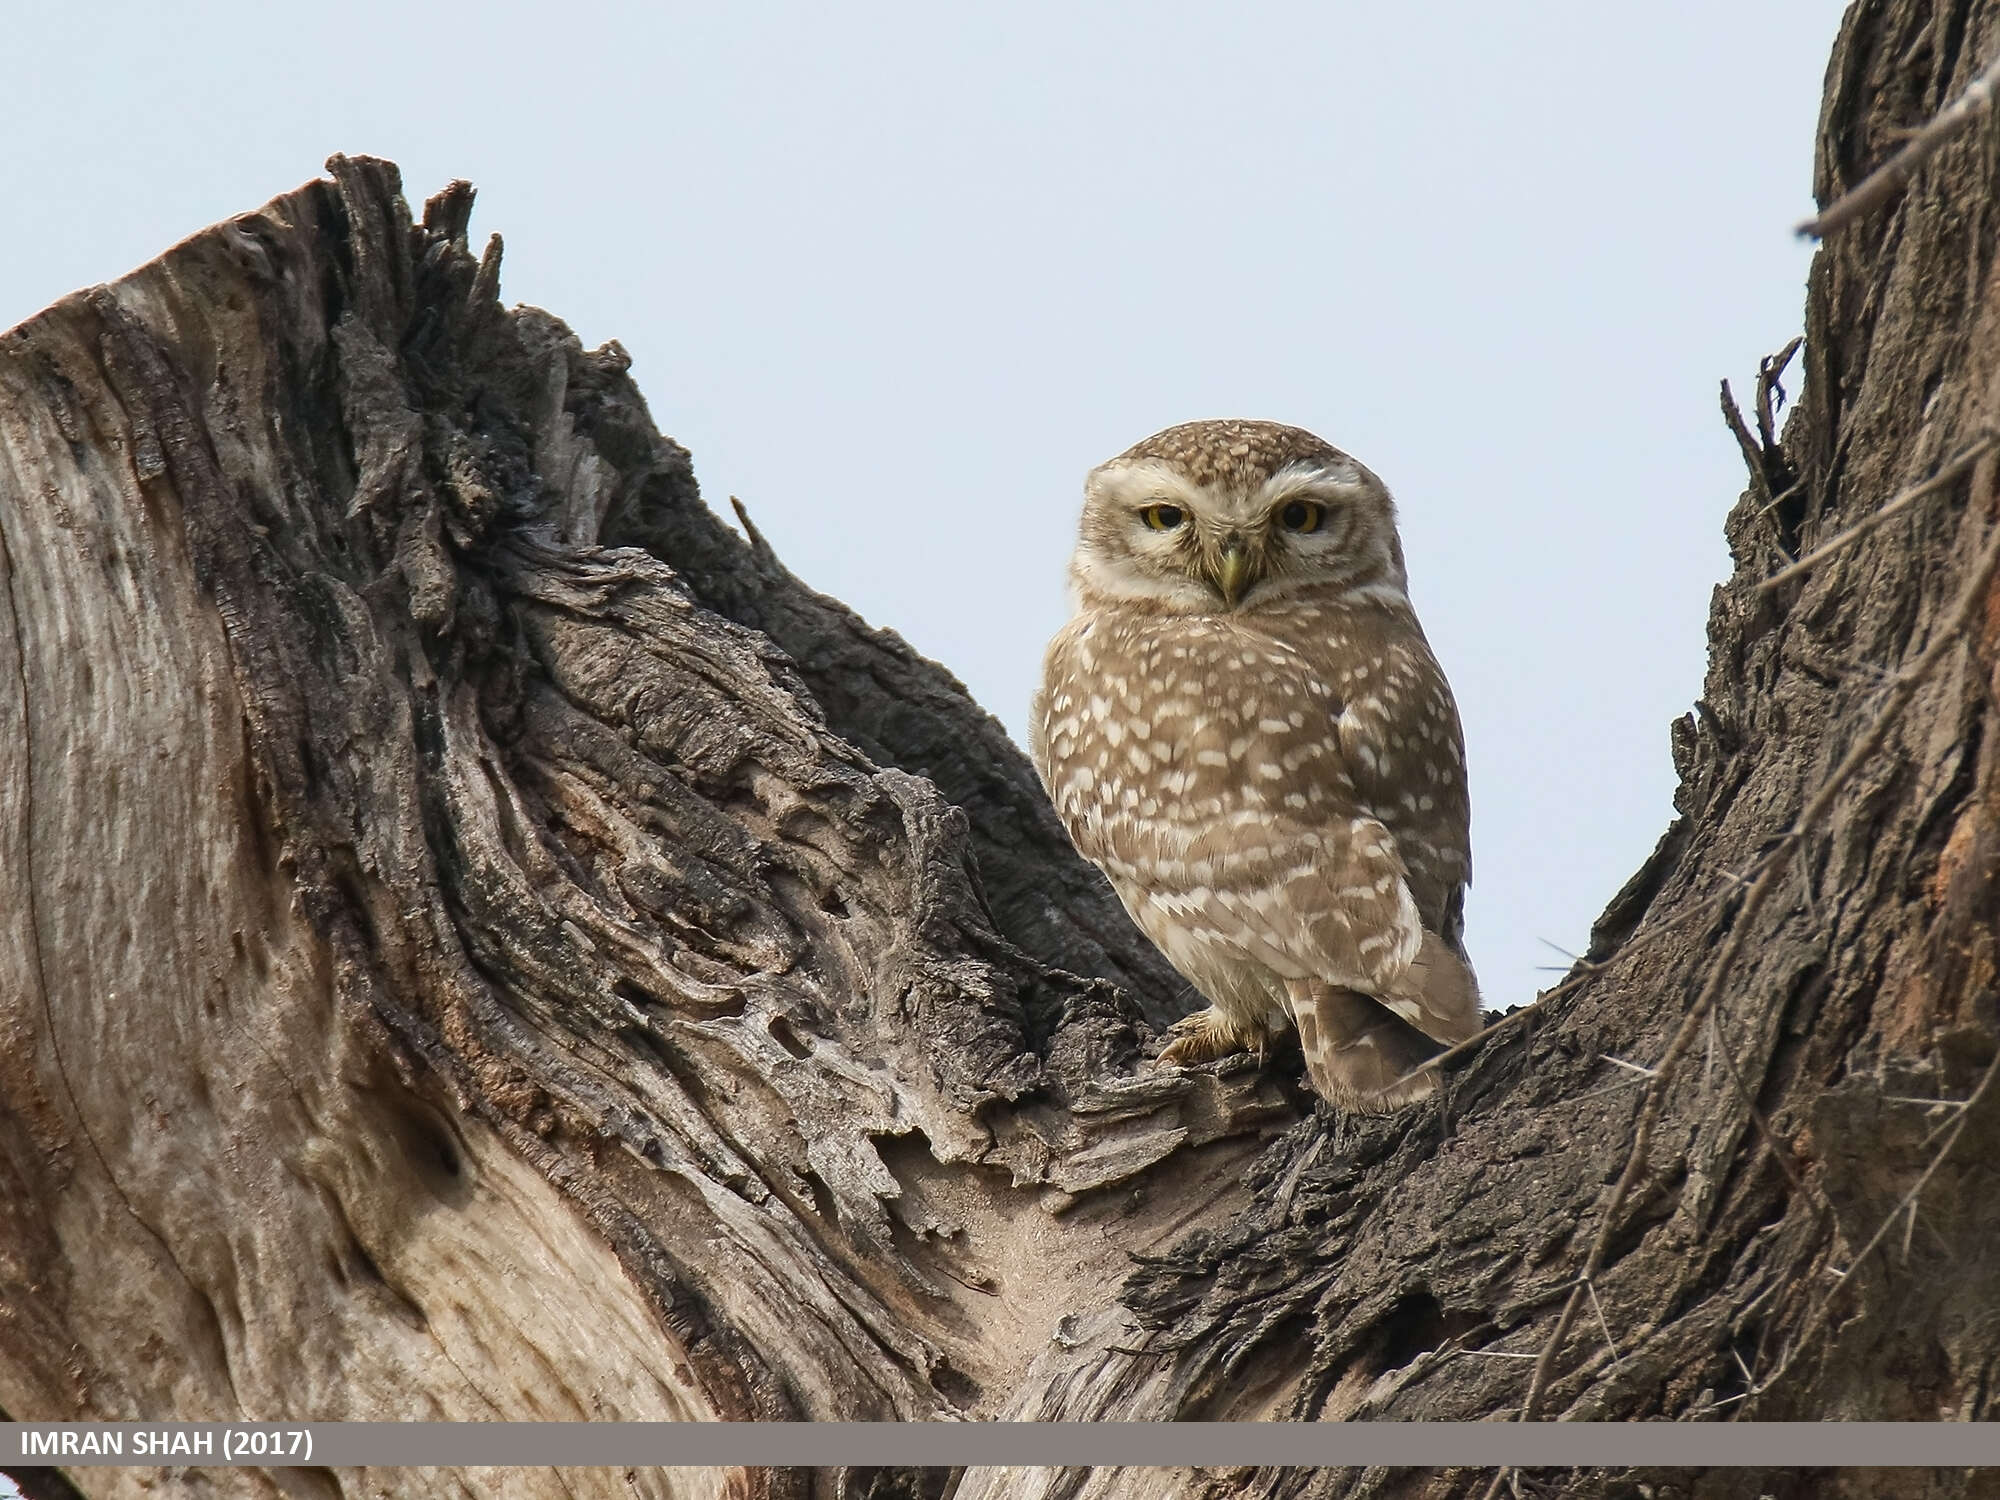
<box><xmin>1515</xmin><ymin>493</ymin><xmax>2000</xmax><ymax>1420</ymax></box>
<box><xmin>1800</xmin><ymin>51</ymin><xmax>2000</xmax><ymax>237</ymax></box>
<box><xmin>1723</xmin><ymin>378</ymin><xmax>1777</xmax><ymax>507</ymax></box>
<box><xmin>1759</xmin><ymin>432</ymin><xmax>1996</xmax><ymax>592</ymax></box>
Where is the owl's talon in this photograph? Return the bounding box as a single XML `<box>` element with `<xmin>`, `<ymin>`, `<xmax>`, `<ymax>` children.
<box><xmin>1156</xmin><ymin>1006</ymin><xmax>1258</xmax><ymax>1069</ymax></box>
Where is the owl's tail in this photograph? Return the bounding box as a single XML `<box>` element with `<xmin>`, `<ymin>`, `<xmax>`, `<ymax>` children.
<box><xmin>1284</xmin><ymin>981</ymin><xmax>1452</xmax><ymax>1114</ymax></box>
<box><xmin>1395</xmin><ymin>931</ymin><xmax>1483</xmax><ymax>1047</ymax></box>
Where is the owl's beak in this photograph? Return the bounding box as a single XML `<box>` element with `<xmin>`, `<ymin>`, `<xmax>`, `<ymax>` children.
<box><xmin>1213</xmin><ymin>542</ymin><xmax>1256</xmax><ymax>608</ymax></box>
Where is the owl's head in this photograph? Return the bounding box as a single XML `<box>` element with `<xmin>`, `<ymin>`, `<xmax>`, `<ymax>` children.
<box><xmin>1068</xmin><ymin>419</ymin><xmax>1409</xmax><ymax>615</ymax></box>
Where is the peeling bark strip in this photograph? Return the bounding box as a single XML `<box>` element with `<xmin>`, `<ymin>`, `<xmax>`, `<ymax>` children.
<box><xmin>2</xmin><ymin>0</ymin><xmax>2000</xmax><ymax>1496</ymax></box>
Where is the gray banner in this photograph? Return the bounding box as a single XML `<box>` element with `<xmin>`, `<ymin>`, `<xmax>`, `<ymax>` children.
<box><xmin>5</xmin><ymin>1422</ymin><xmax>1999</xmax><ymax>1469</ymax></box>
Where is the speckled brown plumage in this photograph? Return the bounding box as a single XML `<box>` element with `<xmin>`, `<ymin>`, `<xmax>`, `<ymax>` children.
<box><xmin>1117</xmin><ymin>419</ymin><xmax>1351</xmax><ymax>492</ymax></box>
<box><xmin>1030</xmin><ymin>419</ymin><xmax>1478</xmax><ymax>1111</ymax></box>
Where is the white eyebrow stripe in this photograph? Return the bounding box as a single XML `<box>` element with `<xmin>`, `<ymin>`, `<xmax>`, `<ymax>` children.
<box><xmin>1254</xmin><ymin>460</ymin><xmax>1369</xmax><ymax>508</ymax></box>
<box><xmin>1086</xmin><ymin>459</ymin><xmax>1207</xmax><ymax>510</ymax></box>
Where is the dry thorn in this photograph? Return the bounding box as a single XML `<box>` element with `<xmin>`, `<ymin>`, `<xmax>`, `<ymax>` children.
<box><xmin>1757</xmin><ymin>477</ymin><xmax>1808</xmax><ymax>517</ymax></box>
<box><xmin>1566</xmin><ymin>1074</ymin><xmax>1653</xmax><ymax>1109</ymax></box>
<box><xmin>1795</xmin><ymin>844</ymin><xmax>1823</xmax><ymax>927</ymax></box>
<box><xmin>1586</xmin><ymin>1276</ymin><xmax>1622</xmax><ymax>1368</ymax></box>
<box><xmin>1880</xmin><ymin>1094</ymin><xmax>1970</xmax><ymax>1109</ymax></box>
<box><xmin>1601</xmin><ymin>1055</ymin><xmax>1659</xmax><ymax>1079</ymax></box>
<box><xmin>1921</xmin><ymin>1093</ymin><xmax>1976</xmax><ymax>1149</ymax></box>
<box><xmin>1801</xmin><ymin>51</ymin><xmax>2000</xmax><ymax>237</ymax></box>
<box><xmin>1732</xmin><ymin>1345</ymin><xmax>1757</xmax><ymax>1390</ymax></box>
<box><xmin>1724</xmin><ymin>342</ymin><xmax>1805</xmax><ymax>564</ymax></box>
<box><xmin>1731</xmin><ymin>1271</ymin><xmax>1786</xmax><ymax>1329</ymax></box>
<box><xmin>933</xmin><ymin>1260</ymin><xmax>1001</xmax><ymax>1297</ymax></box>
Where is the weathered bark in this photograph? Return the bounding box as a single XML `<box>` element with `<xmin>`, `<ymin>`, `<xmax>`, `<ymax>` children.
<box><xmin>0</xmin><ymin>157</ymin><xmax>1290</xmax><ymax>1500</ymax></box>
<box><xmin>2</xmin><ymin>1</ymin><xmax>1999</xmax><ymax>1496</ymax></box>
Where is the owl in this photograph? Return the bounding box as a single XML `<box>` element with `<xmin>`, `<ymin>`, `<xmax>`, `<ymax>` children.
<box><xmin>1030</xmin><ymin>419</ymin><xmax>1479</xmax><ymax>1112</ymax></box>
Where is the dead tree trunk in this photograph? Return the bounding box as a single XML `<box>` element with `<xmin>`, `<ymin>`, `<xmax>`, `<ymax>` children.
<box><xmin>3</xmin><ymin>1</ymin><xmax>2000</xmax><ymax>1496</ymax></box>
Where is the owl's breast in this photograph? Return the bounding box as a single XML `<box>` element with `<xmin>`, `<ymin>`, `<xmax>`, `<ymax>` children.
<box><xmin>1034</xmin><ymin>610</ymin><xmax>1358</xmax><ymax>861</ymax></box>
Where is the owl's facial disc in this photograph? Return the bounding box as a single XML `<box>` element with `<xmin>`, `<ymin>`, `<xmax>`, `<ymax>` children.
<box><xmin>1071</xmin><ymin>448</ymin><xmax>1408</xmax><ymax>614</ymax></box>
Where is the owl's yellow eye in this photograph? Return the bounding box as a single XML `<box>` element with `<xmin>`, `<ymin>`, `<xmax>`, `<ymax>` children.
<box><xmin>1140</xmin><ymin>503</ymin><xmax>1185</xmax><ymax>531</ymax></box>
<box><xmin>1278</xmin><ymin>499</ymin><xmax>1324</xmax><ymax>533</ymax></box>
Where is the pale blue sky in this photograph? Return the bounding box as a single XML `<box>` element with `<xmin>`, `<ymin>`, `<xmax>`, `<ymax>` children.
<box><xmin>0</xmin><ymin>2</ymin><xmax>1840</xmax><ymax>1006</ymax></box>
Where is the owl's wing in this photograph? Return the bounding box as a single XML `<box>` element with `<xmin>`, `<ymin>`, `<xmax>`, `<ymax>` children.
<box><xmin>1256</xmin><ymin>818</ymin><xmax>1477</xmax><ymax>1047</ymax></box>
<box><xmin>1328</xmin><ymin>631</ymin><xmax>1472</xmax><ymax>938</ymax></box>
<box><xmin>1137</xmin><ymin>810</ymin><xmax>1428</xmax><ymax>999</ymax></box>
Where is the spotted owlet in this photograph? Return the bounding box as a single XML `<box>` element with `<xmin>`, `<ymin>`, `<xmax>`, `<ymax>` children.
<box><xmin>1029</xmin><ymin>419</ymin><xmax>1479</xmax><ymax>1112</ymax></box>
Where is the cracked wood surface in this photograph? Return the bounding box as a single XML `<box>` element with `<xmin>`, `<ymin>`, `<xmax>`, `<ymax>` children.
<box><xmin>5</xmin><ymin>2</ymin><xmax>2000</xmax><ymax>1495</ymax></box>
<box><xmin>0</xmin><ymin>157</ymin><xmax>1288</xmax><ymax>1500</ymax></box>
